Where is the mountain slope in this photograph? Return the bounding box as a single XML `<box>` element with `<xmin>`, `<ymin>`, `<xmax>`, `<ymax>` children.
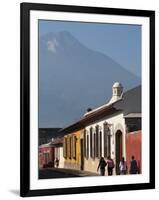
<box><xmin>39</xmin><ymin>31</ymin><xmax>140</xmax><ymax>128</ymax></box>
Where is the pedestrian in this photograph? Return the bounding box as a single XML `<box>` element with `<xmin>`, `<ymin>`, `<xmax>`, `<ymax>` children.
<box><xmin>119</xmin><ymin>157</ymin><xmax>127</xmax><ymax>175</ymax></box>
<box><xmin>97</xmin><ymin>157</ymin><xmax>107</xmax><ymax>176</ymax></box>
<box><xmin>106</xmin><ymin>156</ymin><xmax>115</xmax><ymax>176</ymax></box>
<box><xmin>129</xmin><ymin>156</ymin><xmax>138</xmax><ymax>174</ymax></box>
<box><xmin>55</xmin><ymin>157</ymin><xmax>59</xmax><ymax>168</ymax></box>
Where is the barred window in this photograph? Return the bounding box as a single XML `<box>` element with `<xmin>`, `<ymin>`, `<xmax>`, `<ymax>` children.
<box><xmin>84</xmin><ymin>129</ymin><xmax>86</xmax><ymax>158</ymax></box>
<box><xmin>95</xmin><ymin>125</ymin><xmax>99</xmax><ymax>157</ymax></box>
<box><xmin>73</xmin><ymin>135</ymin><xmax>76</xmax><ymax>159</ymax></box>
<box><xmin>99</xmin><ymin>131</ymin><xmax>102</xmax><ymax>158</ymax></box>
<box><xmin>67</xmin><ymin>136</ymin><xmax>70</xmax><ymax>159</ymax></box>
<box><xmin>90</xmin><ymin>127</ymin><xmax>93</xmax><ymax>158</ymax></box>
<box><xmin>93</xmin><ymin>132</ymin><xmax>96</xmax><ymax>159</ymax></box>
<box><xmin>86</xmin><ymin>134</ymin><xmax>89</xmax><ymax>159</ymax></box>
<box><xmin>63</xmin><ymin>137</ymin><xmax>67</xmax><ymax>158</ymax></box>
<box><xmin>104</xmin><ymin>123</ymin><xmax>111</xmax><ymax>158</ymax></box>
<box><xmin>69</xmin><ymin>136</ymin><xmax>72</xmax><ymax>159</ymax></box>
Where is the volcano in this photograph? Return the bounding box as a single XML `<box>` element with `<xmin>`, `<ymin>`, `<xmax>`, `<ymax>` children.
<box><xmin>39</xmin><ymin>31</ymin><xmax>140</xmax><ymax>128</ymax></box>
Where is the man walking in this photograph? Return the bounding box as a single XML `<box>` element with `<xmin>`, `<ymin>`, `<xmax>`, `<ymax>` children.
<box><xmin>129</xmin><ymin>156</ymin><xmax>138</xmax><ymax>174</ymax></box>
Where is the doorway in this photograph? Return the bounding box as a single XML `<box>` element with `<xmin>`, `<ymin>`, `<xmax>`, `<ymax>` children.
<box><xmin>115</xmin><ymin>130</ymin><xmax>123</xmax><ymax>174</ymax></box>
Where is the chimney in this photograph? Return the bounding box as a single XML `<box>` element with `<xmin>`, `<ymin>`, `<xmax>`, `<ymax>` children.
<box><xmin>87</xmin><ymin>107</ymin><xmax>92</xmax><ymax>112</ymax></box>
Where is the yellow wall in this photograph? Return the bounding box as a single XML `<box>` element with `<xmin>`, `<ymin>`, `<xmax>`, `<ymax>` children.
<box><xmin>64</xmin><ymin>129</ymin><xmax>83</xmax><ymax>170</ymax></box>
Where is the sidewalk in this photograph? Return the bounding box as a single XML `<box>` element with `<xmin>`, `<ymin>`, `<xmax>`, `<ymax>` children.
<box><xmin>50</xmin><ymin>167</ymin><xmax>99</xmax><ymax>177</ymax></box>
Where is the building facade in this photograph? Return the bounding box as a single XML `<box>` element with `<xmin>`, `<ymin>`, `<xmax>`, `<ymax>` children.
<box><xmin>63</xmin><ymin>129</ymin><xmax>84</xmax><ymax>170</ymax></box>
<box><xmin>83</xmin><ymin>83</ymin><xmax>141</xmax><ymax>175</ymax></box>
<box><xmin>84</xmin><ymin>111</ymin><xmax>126</xmax><ymax>175</ymax></box>
<box><xmin>61</xmin><ymin>82</ymin><xmax>141</xmax><ymax>175</ymax></box>
<box><xmin>39</xmin><ymin>143</ymin><xmax>54</xmax><ymax>168</ymax></box>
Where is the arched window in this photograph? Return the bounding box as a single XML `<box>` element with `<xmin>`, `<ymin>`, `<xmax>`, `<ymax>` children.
<box><xmin>95</xmin><ymin>125</ymin><xmax>99</xmax><ymax>157</ymax></box>
<box><xmin>69</xmin><ymin>136</ymin><xmax>72</xmax><ymax>159</ymax></box>
<box><xmin>63</xmin><ymin>136</ymin><xmax>67</xmax><ymax>158</ymax></box>
<box><xmin>86</xmin><ymin>134</ymin><xmax>89</xmax><ymax>159</ymax></box>
<box><xmin>104</xmin><ymin>123</ymin><xmax>111</xmax><ymax>158</ymax></box>
<box><xmin>73</xmin><ymin>135</ymin><xmax>76</xmax><ymax>159</ymax></box>
<box><xmin>93</xmin><ymin>132</ymin><xmax>96</xmax><ymax>159</ymax></box>
<box><xmin>90</xmin><ymin>127</ymin><xmax>93</xmax><ymax>158</ymax></box>
<box><xmin>99</xmin><ymin>131</ymin><xmax>102</xmax><ymax>158</ymax></box>
<box><xmin>84</xmin><ymin>129</ymin><xmax>86</xmax><ymax>158</ymax></box>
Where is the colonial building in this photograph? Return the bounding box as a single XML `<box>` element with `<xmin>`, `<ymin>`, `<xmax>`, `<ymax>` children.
<box><xmin>61</xmin><ymin>82</ymin><xmax>141</xmax><ymax>175</ymax></box>
<box><xmin>61</xmin><ymin>129</ymin><xmax>84</xmax><ymax>170</ymax></box>
<box><xmin>39</xmin><ymin>142</ymin><xmax>55</xmax><ymax>168</ymax></box>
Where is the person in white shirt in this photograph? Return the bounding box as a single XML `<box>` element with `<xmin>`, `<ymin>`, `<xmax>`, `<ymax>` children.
<box><xmin>119</xmin><ymin>157</ymin><xmax>127</xmax><ymax>175</ymax></box>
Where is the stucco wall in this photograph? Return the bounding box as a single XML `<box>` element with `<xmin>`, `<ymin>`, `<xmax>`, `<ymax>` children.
<box><xmin>126</xmin><ymin>130</ymin><xmax>142</xmax><ymax>173</ymax></box>
<box><xmin>84</xmin><ymin>111</ymin><xmax>125</xmax><ymax>174</ymax></box>
<box><xmin>54</xmin><ymin>146</ymin><xmax>64</xmax><ymax>168</ymax></box>
<box><xmin>64</xmin><ymin>129</ymin><xmax>83</xmax><ymax>170</ymax></box>
<box><xmin>59</xmin><ymin>147</ymin><xmax>64</xmax><ymax>168</ymax></box>
<box><xmin>38</xmin><ymin>146</ymin><xmax>54</xmax><ymax>168</ymax></box>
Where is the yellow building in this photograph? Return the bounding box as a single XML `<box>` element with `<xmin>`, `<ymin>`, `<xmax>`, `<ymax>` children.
<box><xmin>62</xmin><ymin>129</ymin><xmax>84</xmax><ymax>170</ymax></box>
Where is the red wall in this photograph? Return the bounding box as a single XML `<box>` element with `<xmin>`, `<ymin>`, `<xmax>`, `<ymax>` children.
<box><xmin>126</xmin><ymin>131</ymin><xmax>142</xmax><ymax>173</ymax></box>
<box><xmin>39</xmin><ymin>146</ymin><xmax>54</xmax><ymax>169</ymax></box>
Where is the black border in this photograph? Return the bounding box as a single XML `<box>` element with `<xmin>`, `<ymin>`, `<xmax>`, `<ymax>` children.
<box><xmin>20</xmin><ymin>2</ymin><xmax>155</xmax><ymax>197</ymax></box>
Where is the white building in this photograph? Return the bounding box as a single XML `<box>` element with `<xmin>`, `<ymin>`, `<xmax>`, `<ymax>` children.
<box><xmin>60</xmin><ymin>82</ymin><xmax>141</xmax><ymax>175</ymax></box>
<box><xmin>83</xmin><ymin>82</ymin><xmax>126</xmax><ymax>174</ymax></box>
<box><xmin>83</xmin><ymin>82</ymin><xmax>141</xmax><ymax>175</ymax></box>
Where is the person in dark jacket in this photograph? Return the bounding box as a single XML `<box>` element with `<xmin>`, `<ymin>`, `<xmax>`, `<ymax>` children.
<box><xmin>129</xmin><ymin>156</ymin><xmax>138</xmax><ymax>174</ymax></box>
<box><xmin>97</xmin><ymin>157</ymin><xmax>107</xmax><ymax>176</ymax></box>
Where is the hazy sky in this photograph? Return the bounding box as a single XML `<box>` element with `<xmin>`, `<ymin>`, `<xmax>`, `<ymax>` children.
<box><xmin>39</xmin><ymin>20</ymin><xmax>141</xmax><ymax>77</ymax></box>
<box><xmin>38</xmin><ymin>20</ymin><xmax>141</xmax><ymax>128</ymax></box>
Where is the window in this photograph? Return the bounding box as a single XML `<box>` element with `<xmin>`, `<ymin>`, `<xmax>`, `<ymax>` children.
<box><xmin>99</xmin><ymin>131</ymin><xmax>102</xmax><ymax>158</ymax></box>
<box><xmin>86</xmin><ymin>134</ymin><xmax>89</xmax><ymax>159</ymax></box>
<box><xmin>107</xmin><ymin>133</ymin><xmax>111</xmax><ymax>157</ymax></box>
<box><xmin>84</xmin><ymin>129</ymin><xmax>86</xmax><ymax>158</ymax></box>
<box><xmin>93</xmin><ymin>132</ymin><xmax>96</xmax><ymax>159</ymax></box>
<box><xmin>44</xmin><ymin>153</ymin><xmax>49</xmax><ymax>164</ymax></box>
<box><xmin>90</xmin><ymin>127</ymin><xmax>93</xmax><ymax>158</ymax></box>
<box><xmin>63</xmin><ymin>137</ymin><xmax>67</xmax><ymax>158</ymax></box>
<box><xmin>95</xmin><ymin>125</ymin><xmax>99</xmax><ymax>157</ymax></box>
<box><xmin>73</xmin><ymin>135</ymin><xmax>76</xmax><ymax>159</ymax></box>
<box><xmin>69</xmin><ymin>136</ymin><xmax>72</xmax><ymax>159</ymax></box>
<box><xmin>67</xmin><ymin>136</ymin><xmax>70</xmax><ymax>159</ymax></box>
<box><xmin>104</xmin><ymin>123</ymin><xmax>111</xmax><ymax>158</ymax></box>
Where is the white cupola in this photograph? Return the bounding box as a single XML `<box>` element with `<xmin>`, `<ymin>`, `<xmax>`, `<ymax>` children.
<box><xmin>84</xmin><ymin>82</ymin><xmax>124</xmax><ymax>116</ymax></box>
<box><xmin>109</xmin><ymin>82</ymin><xmax>123</xmax><ymax>103</ymax></box>
<box><xmin>112</xmin><ymin>82</ymin><xmax>123</xmax><ymax>97</ymax></box>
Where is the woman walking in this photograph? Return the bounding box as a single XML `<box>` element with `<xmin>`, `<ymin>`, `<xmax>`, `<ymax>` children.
<box><xmin>119</xmin><ymin>157</ymin><xmax>127</xmax><ymax>175</ymax></box>
<box><xmin>107</xmin><ymin>156</ymin><xmax>114</xmax><ymax>176</ymax></box>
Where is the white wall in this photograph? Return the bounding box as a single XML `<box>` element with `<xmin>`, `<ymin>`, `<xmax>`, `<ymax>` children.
<box><xmin>0</xmin><ymin>0</ymin><xmax>158</xmax><ymax>200</ymax></box>
<box><xmin>84</xmin><ymin>112</ymin><xmax>125</xmax><ymax>173</ymax></box>
<box><xmin>55</xmin><ymin>147</ymin><xmax>64</xmax><ymax>168</ymax></box>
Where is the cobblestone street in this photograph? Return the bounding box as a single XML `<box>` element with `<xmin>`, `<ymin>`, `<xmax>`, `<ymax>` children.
<box><xmin>39</xmin><ymin>168</ymin><xmax>99</xmax><ymax>179</ymax></box>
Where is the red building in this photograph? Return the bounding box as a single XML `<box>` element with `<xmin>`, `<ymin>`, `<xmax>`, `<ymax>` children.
<box><xmin>126</xmin><ymin>130</ymin><xmax>142</xmax><ymax>173</ymax></box>
<box><xmin>39</xmin><ymin>143</ymin><xmax>55</xmax><ymax>168</ymax></box>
